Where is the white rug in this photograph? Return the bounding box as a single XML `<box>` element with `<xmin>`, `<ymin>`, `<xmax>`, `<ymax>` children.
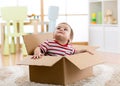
<box><xmin>0</xmin><ymin>64</ymin><xmax>120</xmax><ymax>86</ymax></box>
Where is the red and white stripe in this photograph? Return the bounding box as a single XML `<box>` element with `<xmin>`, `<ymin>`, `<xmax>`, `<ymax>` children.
<box><xmin>39</xmin><ymin>40</ymin><xmax>75</xmax><ymax>56</ymax></box>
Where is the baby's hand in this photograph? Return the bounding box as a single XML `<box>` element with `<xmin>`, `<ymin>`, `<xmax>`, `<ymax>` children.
<box><xmin>86</xmin><ymin>50</ymin><xmax>94</xmax><ymax>55</ymax></box>
<box><xmin>79</xmin><ymin>49</ymin><xmax>94</xmax><ymax>55</ymax></box>
<box><xmin>31</xmin><ymin>53</ymin><xmax>44</xmax><ymax>59</ymax></box>
<box><xmin>31</xmin><ymin>47</ymin><xmax>44</xmax><ymax>59</ymax></box>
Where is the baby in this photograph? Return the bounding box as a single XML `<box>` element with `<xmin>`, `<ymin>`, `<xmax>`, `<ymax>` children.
<box><xmin>32</xmin><ymin>22</ymin><xmax>93</xmax><ymax>59</ymax></box>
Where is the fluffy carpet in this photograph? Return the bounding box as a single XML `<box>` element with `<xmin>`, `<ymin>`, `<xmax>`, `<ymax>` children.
<box><xmin>0</xmin><ymin>63</ymin><xmax>120</xmax><ymax>86</ymax></box>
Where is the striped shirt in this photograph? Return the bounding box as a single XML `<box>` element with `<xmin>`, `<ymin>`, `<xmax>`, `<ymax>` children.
<box><xmin>38</xmin><ymin>40</ymin><xmax>75</xmax><ymax>56</ymax></box>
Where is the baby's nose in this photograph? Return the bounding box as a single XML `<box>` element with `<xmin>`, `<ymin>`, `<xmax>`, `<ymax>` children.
<box><xmin>59</xmin><ymin>28</ymin><xmax>64</xmax><ymax>31</ymax></box>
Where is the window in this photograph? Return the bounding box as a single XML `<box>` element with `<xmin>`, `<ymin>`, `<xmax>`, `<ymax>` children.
<box><xmin>0</xmin><ymin>0</ymin><xmax>89</xmax><ymax>44</ymax></box>
<box><xmin>44</xmin><ymin>0</ymin><xmax>89</xmax><ymax>42</ymax></box>
<box><xmin>0</xmin><ymin>0</ymin><xmax>40</xmax><ymax>15</ymax></box>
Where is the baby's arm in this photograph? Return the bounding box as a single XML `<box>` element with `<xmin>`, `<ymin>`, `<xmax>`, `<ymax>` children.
<box><xmin>32</xmin><ymin>40</ymin><xmax>49</xmax><ymax>59</ymax></box>
<box><xmin>75</xmin><ymin>49</ymin><xmax>94</xmax><ymax>55</ymax></box>
<box><xmin>32</xmin><ymin>47</ymin><xmax>44</xmax><ymax>59</ymax></box>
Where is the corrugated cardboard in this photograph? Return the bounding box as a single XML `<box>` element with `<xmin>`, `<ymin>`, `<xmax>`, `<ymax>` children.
<box><xmin>18</xmin><ymin>33</ymin><xmax>104</xmax><ymax>85</ymax></box>
<box><xmin>23</xmin><ymin>33</ymin><xmax>53</xmax><ymax>55</ymax></box>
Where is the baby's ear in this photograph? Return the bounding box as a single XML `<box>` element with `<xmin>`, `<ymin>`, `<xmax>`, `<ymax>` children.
<box><xmin>70</xmin><ymin>36</ymin><xmax>73</xmax><ymax>42</ymax></box>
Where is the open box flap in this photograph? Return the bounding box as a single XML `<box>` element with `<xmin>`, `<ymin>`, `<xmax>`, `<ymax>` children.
<box><xmin>72</xmin><ymin>45</ymin><xmax>99</xmax><ymax>51</ymax></box>
<box><xmin>18</xmin><ymin>55</ymin><xmax>62</xmax><ymax>66</ymax></box>
<box><xmin>23</xmin><ymin>33</ymin><xmax>53</xmax><ymax>55</ymax></box>
<box><xmin>65</xmin><ymin>52</ymin><xmax>105</xmax><ymax>70</ymax></box>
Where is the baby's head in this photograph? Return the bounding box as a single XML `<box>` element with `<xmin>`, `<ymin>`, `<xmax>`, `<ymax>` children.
<box><xmin>53</xmin><ymin>22</ymin><xmax>73</xmax><ymax>43</ymax></box>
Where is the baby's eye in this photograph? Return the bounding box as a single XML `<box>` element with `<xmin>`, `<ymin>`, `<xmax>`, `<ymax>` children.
<box><xmin>64</xmin><ymin>28</ymin><xmax>68</xmax><ymax>31</ymax></box>
<box><xmin>57</xmin><ymin>27</ymin><xmax>60</xmax><ymax>30</ymax></box>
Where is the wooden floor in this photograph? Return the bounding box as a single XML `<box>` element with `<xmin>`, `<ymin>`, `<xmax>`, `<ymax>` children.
<box><xmin>0</xmin><ymin>48</ymin><xmax>120</xmax><ymax>68</ymax></box>
<box><xmin>0</xmin><ymin>48</ymin><xmax>27</xmax><ymax>68</ymax></box>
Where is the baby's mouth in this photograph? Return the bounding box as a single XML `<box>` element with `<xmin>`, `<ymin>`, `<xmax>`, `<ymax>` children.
<box><xmin>58</xmin><ymin>31</ymin><xmax>64</xmax><ymax>34</ymax></box>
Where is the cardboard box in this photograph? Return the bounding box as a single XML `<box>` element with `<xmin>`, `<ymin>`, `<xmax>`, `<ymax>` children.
<box><xmin>18</xmin><ymin>33</ymin><xmax>104</xmax><ymax>85</ymax></box>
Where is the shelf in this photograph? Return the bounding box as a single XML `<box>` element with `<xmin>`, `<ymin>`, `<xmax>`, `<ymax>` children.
<box><xmin>90</xmin><ymin>0</ymin><xmax>117</xmax><ymax>2</ymax></box>
<box><xmin>89</xmin><ymin>24</ymin><xmax>119</xmax><ymax>27</ymax></box>
<box><xmin>89</xmin><ymin>0</ymin><xmax>120</xmax><ymax>53</ymax></box>
<box><xmin>89</xmin><ymin>24</ymin><xmax>103</xmax><ymax>26</ymax></box>
<box><xmin>89</xmin><ymin>0</ymin><xmax>117</xmax><ymax>25</ymax></box>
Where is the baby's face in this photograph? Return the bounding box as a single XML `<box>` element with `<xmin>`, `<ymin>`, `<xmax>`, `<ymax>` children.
<box><xmin>54</xmin><ymin>23</ymin><xmax>71</xmax><ymax>41</ymax></box>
